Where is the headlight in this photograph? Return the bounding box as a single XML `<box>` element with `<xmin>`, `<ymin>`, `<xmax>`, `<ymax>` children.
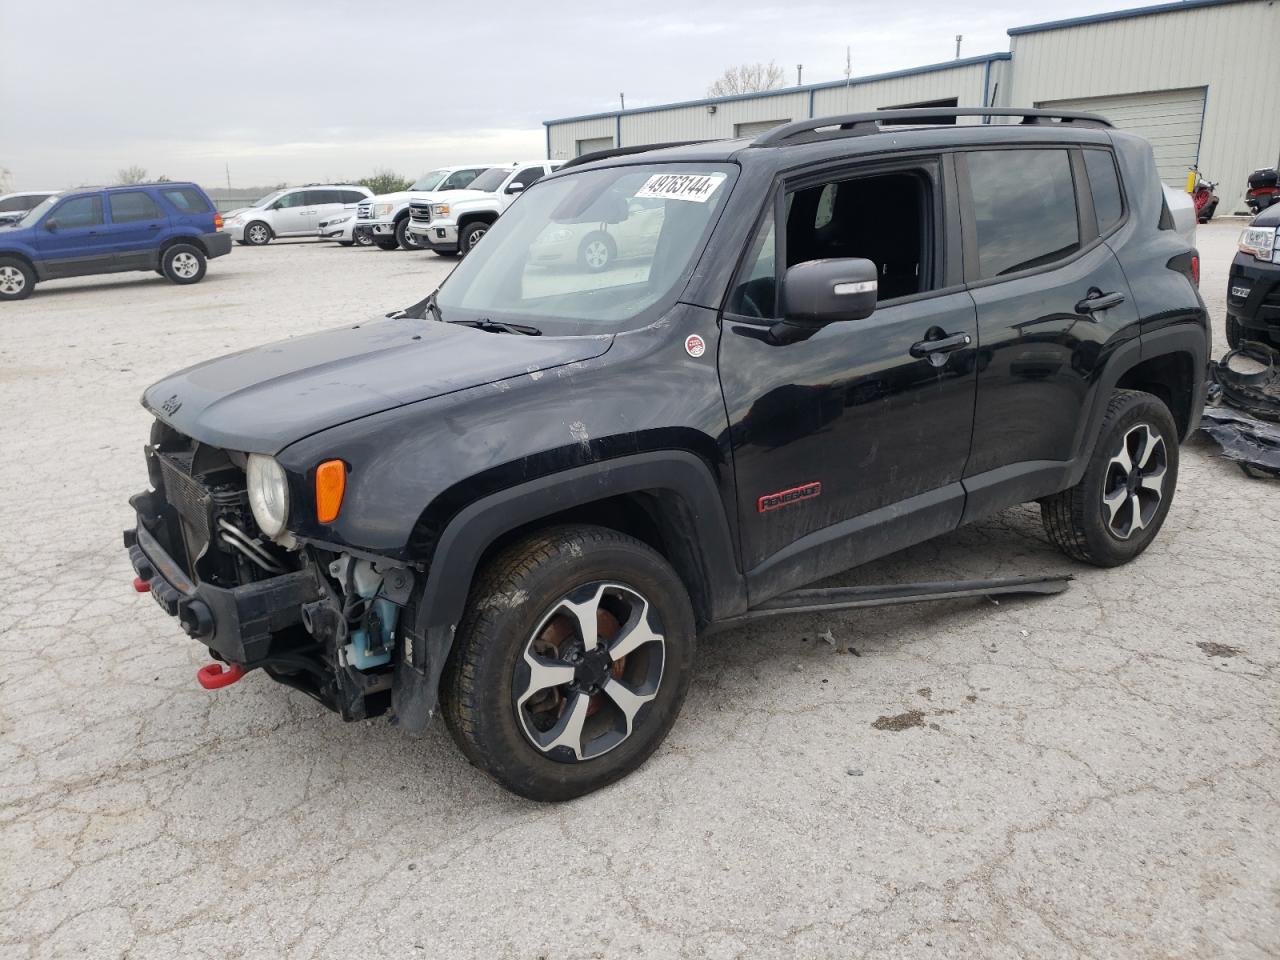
<box><xmin>372</xmin><ymin>202</ymin><xmax>395</xmax><ymax>218</ymax></box>
<box><xmin>246</xmin><ymin>454</ymin><xmax>289</xmax><ymax>538</ymax></box>
<box><xmin>329</xmin><ymin>215</ymin><xmax>351</xmax><ymax>226</ymax></box>
<box><xmin>1239</xmin><ymin>225</ymin><xmax>1278</xmax><ymax>263</ymax></box>
<box><xmin>545</xmin><ymin>228</ymin><xmax>572</xmax><ymax>242</ymax></box>
<box><xmin>431</xmin><ymin>203</ymin><xmax>450</xmax><ymax>217</ymax></box>
<box><xmin>230</xmin><ymin>215</ymin><xmax>244</xmax><ymax>225</ymax></box>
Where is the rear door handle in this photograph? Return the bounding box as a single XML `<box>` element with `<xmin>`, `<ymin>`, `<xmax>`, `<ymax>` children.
<box><xmin>1075</xmin><ymin>289</ymin><xmax>1126</xmax><ymax>314</ymax></box>
<box><xmin>910</xmin><ymin>331</ymin><xmax>971</xmax><ymax>359</ymax></box>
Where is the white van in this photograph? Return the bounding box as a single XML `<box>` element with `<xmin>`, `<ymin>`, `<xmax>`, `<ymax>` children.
<box><xmin>224</xmin><ymin>185</ymin><xmax>373</xmax><ymax>245</ymax></box>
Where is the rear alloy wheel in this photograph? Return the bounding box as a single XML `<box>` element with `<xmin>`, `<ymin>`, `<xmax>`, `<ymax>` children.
<box><xmin>353</xmin><ymin>227</ymin><xmax>373</xmax><ymax>247</ymax></box>
<box><xmin>395</xmin><ymin>217</ymin><xmax>420</xmax><ymax>250</ymax></box>
<box><xmin>441</xmin><ymin>525</ymin><xmax>696</xmax><ymax>801</ymax></box>
<box><xmin>161</xmin><ymin>244</ymin><xmax>207</xmax><ymax>285</ymax></box>
<box><xmin>0</xmin><ymin>258</ymin><xmax>35</xmax><ymax>301</ymax></box>
<box><xmin>244</xmin><ymin>221</ymin><xmax>272</xmax><ymax>245</ymax></box>
<box><xmin>459</xmin><ymin>221</ymin><xmax>489</xmax><ymax>255</ymax></box>
<box><xmin>1040</xmin><ymin>389</ymin><xmax>1178</xmax><ymax>566</ymax></box>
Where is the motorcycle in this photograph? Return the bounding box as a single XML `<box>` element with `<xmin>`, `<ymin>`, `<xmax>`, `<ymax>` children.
<box><xmin>1246</xmin><ymin>167</ymin><xmax>1279</xmax><ymax>215</ymax></box>
<box><xmin>1187</xmin><ymin>166</ymin><xmax>1219</xmax><ymax>223</ymax></box>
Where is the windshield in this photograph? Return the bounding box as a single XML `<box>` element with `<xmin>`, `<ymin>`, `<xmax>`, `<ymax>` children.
<box><xmin>466</xmin><ymin>167</ymin><xmax>513</xmax><ymax>193</ymax></box>
<box><xmin>16</xmin><ymin>195</ymin><xmax>58</xmax><ymax>227</ymax></box>
<box><xmin>436</xmin><ymin>162</ymin><xmax>737</xmax><ymax>334</ymax></box>
<box><xmin>252</xmin><ymin>189</ymin><xmax>286</xmax><ymax>208</ymax></box>
<box><xmin>410</xmin><ymin>170</ymin><xmax>448</xmax><ymax>192</ymax></box>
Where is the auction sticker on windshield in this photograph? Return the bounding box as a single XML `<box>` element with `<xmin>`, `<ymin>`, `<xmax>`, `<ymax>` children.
<box><xmin>636</xmin><ymin>172</ymin><xmax>727</xmax><ymax>203</ymax></box>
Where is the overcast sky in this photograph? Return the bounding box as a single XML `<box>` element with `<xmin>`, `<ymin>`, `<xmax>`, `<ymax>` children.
<box><xmin>1</xmin><ymin>0</ymin><xmax>1128</xmax><ymax>191</ymax></box>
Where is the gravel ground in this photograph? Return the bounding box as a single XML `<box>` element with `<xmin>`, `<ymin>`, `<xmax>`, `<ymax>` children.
<box><xmin>1</xmin><ymin>224</ymin><xmax>1277</xmax><ymax>960</ymax></box>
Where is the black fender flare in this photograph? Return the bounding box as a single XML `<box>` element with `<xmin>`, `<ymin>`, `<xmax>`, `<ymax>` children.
<box><xmin>392</xmin><ymin>450</ymin><xmax>746</xmax><ymax>733</ymax></box>
<box><xmin>1070</xmin><ymin>322</ymin><xmax>1208</xmax><ymax>484</ymax></box>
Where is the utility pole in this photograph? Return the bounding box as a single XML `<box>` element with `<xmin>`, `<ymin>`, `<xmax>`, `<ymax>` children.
<box><xmin>955</xmin><ymin>34</ymin><xmax>963</xmax><ymax>59</ymax></box>
<box><xmin>619</xmin><ymin>92</ymin><xmax>625</xmax><ymax>111</ymax></box>
<box><xmin>225</xmin><ymin>162</ymin><xmax>232</xmax><ymax>197</ymax></box>
<box><xmin>796</xmin><ymin>64</ymin><xmax>803</xmax><ymax>86</ymax></box>
<box><xmin>844</xmin><ymin>46</ymin><xmax>851</xmax><ymax>85</ymax></box>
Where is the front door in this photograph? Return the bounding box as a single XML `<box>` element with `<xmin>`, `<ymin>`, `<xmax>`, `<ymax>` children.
<box><xmin>34</xmin><ymin>194</ymin><xmax>110</xmax><ymax>278</ymax></box>
<box><xmin>718</xmin><ymin>157</ymin><xmax>978</xmax><ymax>602</ymax></box>
<box><xmin>271</xmin><ymin>190</ymin><xmax>314</xmax><ymax>235</ymax></box>
<box><xmin>104</xmin><ymin>190</ymin><xmax>168</xmax><ymax>269</ymax></box>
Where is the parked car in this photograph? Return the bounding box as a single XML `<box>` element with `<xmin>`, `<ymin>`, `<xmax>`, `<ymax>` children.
<box><xmin>223</xmin><ymin>185</ymin><xmax>372</xmax><ymax>245</ymax></box>
<box><xmin>359</xmin><ymin>166</ymin><xmax>492</xmax><ymax>251</ymax></box>
<box><xmin>529</xmin><ymin>194</ymin><xmax>665</xmax><ymax>271</ymax></box>
<box><xmin>0</xmin><ymin>190</ymin><xmax>60</xmax><ymax>227</ymax></box>
<box><xmin>407</xmin><ymin>161</ymin><xmax>560</xmax><ymax>256</ymax></box>
<box><xmin>1226</xmin><ymin>202</ymin><xmax>1280</xmax><ymax>348</ymax></box>
<box><xmin>124</xmin><ymin>108</ymin><xmax>1208</xmax><ymax>801</ymax></box>
<box><xmin>0</xmin><ymin>182</ymin><xmax>229</xmax><ymax>301</ymax></box>
<box><xmin>318</xmin><ymin>205</ymin><xmax>373</xmax><ymax>246</ymax></box>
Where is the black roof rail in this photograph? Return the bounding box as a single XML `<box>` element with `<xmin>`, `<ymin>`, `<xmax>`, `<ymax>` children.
<box><xmin>752</xmin><ymin>107</ymin><xmax>1111</xmax><ymax>147</ymax></box>
<box><xmin>557</xmin><ymin>140</ymin><xmax>711</xmax><ymax>169</ymax></box>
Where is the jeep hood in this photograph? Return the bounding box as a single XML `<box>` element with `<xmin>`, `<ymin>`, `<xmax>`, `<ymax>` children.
<box><xmin>143</xmin><ymin>315</ymin><xmax>613</xmax><ymax>454</ymax></box>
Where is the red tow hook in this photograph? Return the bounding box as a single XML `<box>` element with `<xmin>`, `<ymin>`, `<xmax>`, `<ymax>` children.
<box><xmin>132</xmin><ymin>577</ymin><xmax>151</xmax><ymax>593</ymax></box>
<box><xmin>197</xmin><ymin>662</ymin><xmax>246</xmax><ymax>690</ymax></box>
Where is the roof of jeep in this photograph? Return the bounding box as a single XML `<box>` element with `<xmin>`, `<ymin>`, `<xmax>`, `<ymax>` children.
<box><xmin>559</xmin><ymin>121</ymin><xmax>1121</xmax><ymax>175</ymax></box>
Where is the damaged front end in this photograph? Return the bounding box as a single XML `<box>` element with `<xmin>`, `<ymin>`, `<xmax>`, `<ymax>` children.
<box><xmin>1200</xmin><ymin>342</ymin><xmax>1280</xmax><ymax>478</ymax></box>
<box><xmin>124</xmin><ymin>421</ymin><xmax>414</xmax><ymax>721</ymax></box>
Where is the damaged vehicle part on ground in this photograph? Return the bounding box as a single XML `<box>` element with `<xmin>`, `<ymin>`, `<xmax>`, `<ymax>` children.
<box><xmin>126</xmin><ymin>108</ymin><xmax>1209</xmax><ymax>801</ymax></box>
<box><xmin>1199</xmin><ymin>342</ymin><xmax>1280</xmax><ymax>478</ymax></box>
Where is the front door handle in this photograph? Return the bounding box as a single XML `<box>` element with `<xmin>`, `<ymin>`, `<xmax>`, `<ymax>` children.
<box><xmin>1075</xmin><ymin>288</ymin><xmax>1126</xmax><ymax>314</ymax></box>
<box><xmin>910</xmin><ymin>331</ymin><xmax>971</xmax><ymax>359</ymax></box>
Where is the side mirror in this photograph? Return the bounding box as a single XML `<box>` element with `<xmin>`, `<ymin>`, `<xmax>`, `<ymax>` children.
<box><xmin>45</xmin><ymin>220</ymin><xmax>59</xmax><ymax>233</ymax></box>
<box><xmin>772</xmin><ymin>258</ymin><xmax>878</xmax><ymax>344</ymax></box>
<box><xmin>506</xmin><ymin>182</ymin><xmax>525</xmax><ymax>194</ymax></box>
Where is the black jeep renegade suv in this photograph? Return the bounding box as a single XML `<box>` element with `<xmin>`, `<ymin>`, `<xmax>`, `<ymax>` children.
<box><xmin>125</xmin><ymin>108</ymin><xmax>1208</xmax><ymax>800</ymax></box>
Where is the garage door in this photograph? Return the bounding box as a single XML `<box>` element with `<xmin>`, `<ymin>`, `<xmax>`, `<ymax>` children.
<box><xmin>1038</xmin><ymin>88</ymin><xmax>1206</xmax><ymax>187</ymax></box>
<box><xmin>576</xmin><ymin>136</ymin><xmax>614</xmax><ymax>156</ymax></box>
<box><xmin>734</xmin><ymin>119</ymin><xmax>791</xmax><ymax>139</ymax></box>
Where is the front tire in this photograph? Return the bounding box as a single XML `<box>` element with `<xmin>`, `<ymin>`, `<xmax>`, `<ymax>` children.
<box><xmin>0</xmin><ymin>257</ymin><xmax>35</xmax><ymax>301</ymax></box>
<box><xmin>394</xmin><ymin>218</ymin><xmax>420</xmax><ymax>250</ymax></box>
<box><xmin>1226</xmin><ymin>314</ymin><xmax>1243</xmax><ymax>350</ymax></box>
<box><xmin>243</xmin><ymin>221</ymin><xmax>272</xmax><ymax>245</ymax></box>
<box><xmin>441</xmin><ymin>525</ymin><xmax>696</xmax><ymax>802</ymax></box>
<box><xmin>374</xmin><ymin>238</ymin><xmax>399</xmax><ymax>251</ymax></box>
<box><xmin>459</xmin><ymin>221</ymin><xmax>490</xmax><ymax>255</ymax></box>
<box><xmin>1040</xmin><ymin>389</ymin><xmax>1179</xmax><ymax>567</ymax></box>
<box><xmin>578</xmin><ymin>232</ymin><xmax>616</xmax><ymax>272</ymax></box>
<box><xmin>161</xmin><ymin>244</ymin><xmax>207</xmax><ymax>285</ymax></box>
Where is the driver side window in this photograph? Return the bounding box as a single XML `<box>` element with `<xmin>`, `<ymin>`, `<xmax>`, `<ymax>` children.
<box><xmin>276</xmin><ymin>191</ymin><xmax>308</xmax><ymax>209</ymax></box>
<box><xmin>48</xmin><ymin>195</ymin><xmax>104</xmax><ymax>229</ymax></box>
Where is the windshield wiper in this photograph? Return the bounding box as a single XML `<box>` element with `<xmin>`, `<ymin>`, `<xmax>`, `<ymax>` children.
<box><xmin>448</xmin><ymin>318</ymin><xmax>542</xmax><ymax>336</ymax></box>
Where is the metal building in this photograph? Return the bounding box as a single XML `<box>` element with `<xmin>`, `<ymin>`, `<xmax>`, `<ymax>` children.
<box><xmin>543</xmin><ymin>0</ymin><xmax>1280</xmax><ymax>211</ymax></box>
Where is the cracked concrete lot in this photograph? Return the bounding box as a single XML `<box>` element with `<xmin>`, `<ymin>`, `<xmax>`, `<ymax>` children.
<box><xmin>2</xmin><ymin>223</ymin><xmax>1277</xmax><ymax>959</ymax></box>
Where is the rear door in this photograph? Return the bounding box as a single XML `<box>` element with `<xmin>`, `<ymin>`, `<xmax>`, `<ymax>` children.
<box><xmin>309</xmin><ymin>189</ymin><xmax>345</xmax><ymax>224</ymax></box>
<box><xmin>34</xmin><ymin>194</ymin><xmax>109</xmax><ymax>278</ymax></box>
<box><xmin>956</xmin><ymin>145</ymin><xmax>1140</xmax><ymax>520</ymax></box>
<box><xmin>718</xmin><ymin>155</ymin><xmax>978</xmax><ymax>599</ymax></box>
<box><xmin>105</xmin><ymin>190</ymin><xmax>169</xmax><ymax>269</ymax></box>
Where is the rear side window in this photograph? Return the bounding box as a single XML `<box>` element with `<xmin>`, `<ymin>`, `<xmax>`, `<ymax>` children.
<box><xmin>0</xmin><ymin>194</ymin><xmax>45</xmax><ymax>212</ymax></box>
<box><xmin>1084</xmin><ymin>149</ymin><xmax>1124</xmax><ymax>235</ymax></box>
<box><xmin>109</xmin><ymin>191</ymin><xmax>163</xmax><ymax>223</ymax></box>
<box><xmin>48</xmin><ymin>195</ymin><xmax>103</xmax><ymax>229</ymax></box>
<box><xmin>161</xmin><ymin>187</ymin><xmax>210</xmax><ymax>214</ymax></box>
<box><xmin>337</xmin><ymin>189</ymin><xmax>366</xmax><ymax>204</ymax></box>
<box><xmin>966</xmin><ymin>149</ymin><xmax>1079</xmax><ymax>278</ymax></box>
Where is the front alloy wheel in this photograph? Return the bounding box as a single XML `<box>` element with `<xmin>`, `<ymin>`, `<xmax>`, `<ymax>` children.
<box><xmin>440</xmin><ymin>524</ymin><xmax>696</xmax><ymax>801</ymax></box>
<box><xmin>516</xmin><ymin>582</ymin><xmax>665</xmax><ymax>761</ymax></box>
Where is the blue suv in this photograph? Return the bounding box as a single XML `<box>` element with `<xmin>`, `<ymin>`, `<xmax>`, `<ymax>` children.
<box><xmin>0</xmin><ymin>182</ymin><xmax>231</xmax><ymax>301</ymax></box>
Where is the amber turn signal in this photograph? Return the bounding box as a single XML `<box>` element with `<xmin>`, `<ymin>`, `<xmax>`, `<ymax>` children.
<box><xmin>315</xmin><ymin>459</ymin><xmax>346</xmax><ymax>523</ymax></box>
<box><xmin>214</xmin><ymin>212</ymin><xmax>224</xmax><ymax>230</ymax></box>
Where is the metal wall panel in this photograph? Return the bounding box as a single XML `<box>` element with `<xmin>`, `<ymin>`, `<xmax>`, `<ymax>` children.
<box><xmin>1008</xmin><ymin>0</ymin><xmax>1280</xmax><ymax>210</ymax></box>
<box><xmin>620</xmin><ymin>92</ymin><xmax>811</xmax><ymax>147</ymax></box>
<box><xmin>810</xmin><ymin>62</ymin><xmax>990</xmax><ymax>122</ymax></box>
<box><xmin>548</xmin><ymin>118</ymin><xmax>615</xmax><ymax>161</ymax></box>
<box><xmin>1040</xmin><ymin>88</ymin><xmax>1207</xmax><ymax>186</ymax></box>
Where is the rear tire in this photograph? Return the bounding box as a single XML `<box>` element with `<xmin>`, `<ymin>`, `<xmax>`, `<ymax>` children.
<box><xmin>0</xmin><ymin>257</ymin><xmax>35</xmax><ymax>301</ymax></box>
<box><xmin>441</xmin><ymin>524</ymin><xmax>696</xmax><ymax>802</ymax></box>
<box><xmin>244</xmin><ymin>221</ymin><xmax>272</xmax><ymax>245</ymax></box>
<box><xmin>353</xmin><ymin>227</ymin><xmax>373</xmax><ymax>247</ymax></box>
<box><xmin>395</xmin><ymin>218</ymin><xmax>420</xmax><ymax>250</ymax></box>
<box><xmin>161</xmin><ymin>244</ymin><xmax>207</xmax><ymax>285</ymax></box>
<box><xmin>1040</xmin><ymin>389</ymin><xmax>1179</xmax><ymax>567</ymax></box>
<box><xmin>374</xmin><ymin>238</ymin><xmax>399</xmax><ymax>251</ymax></box>
<box><xmin>1226</xmin><ymin>314</ymin><xmax>1243</xmax><ymax>350</ymax></box>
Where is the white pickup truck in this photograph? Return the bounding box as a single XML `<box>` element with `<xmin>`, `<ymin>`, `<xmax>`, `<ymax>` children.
<box><xmin>406</xmin><ymin>161</ymin><xmax>560</xmax><ymax>256</ymax></box>
<box><xmin>357</xmin><ymin>165</ymin><xmax>491</xmax><ymax>251</ymax></box>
